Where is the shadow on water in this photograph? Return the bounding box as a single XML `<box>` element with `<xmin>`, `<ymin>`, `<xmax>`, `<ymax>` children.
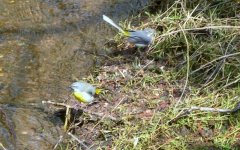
<box><xmin>0</xmin><ymin>0</ymin><xmax>149</xmax><ymax>149</ymax></box>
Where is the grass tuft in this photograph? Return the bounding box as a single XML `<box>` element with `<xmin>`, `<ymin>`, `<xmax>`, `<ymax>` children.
<box><xmin>64</xmin><ymin>0</ymin><xmax>240</xmax><ymax>149</ymax></box>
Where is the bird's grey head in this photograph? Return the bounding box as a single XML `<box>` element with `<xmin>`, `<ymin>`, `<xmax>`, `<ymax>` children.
<box><xmin>144</xmin><ymin>28</ymin><xmax>155</xmax><ymax>37</ymax></box>
<box><xmin>69</xmin><ymin>82</ymin><xmax>83</xmax><ymax>91</ymax></box>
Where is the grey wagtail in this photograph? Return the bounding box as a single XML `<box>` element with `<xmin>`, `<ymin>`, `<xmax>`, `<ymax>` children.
<box><xmin>70</xmin><ymin>81</ymin><xmax>101</xmax><ymax>103</ymax></box>
<box><xmin>103</xmin><ymin>15</ymin><xmax>155</xmax><ymax>47</ymax></box>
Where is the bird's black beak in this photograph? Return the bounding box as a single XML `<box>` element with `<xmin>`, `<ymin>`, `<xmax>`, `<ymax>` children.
<box><xmin>67</xmin><ymin>86</ymin><xmax>73</xmax><ymax>92</ymax></box>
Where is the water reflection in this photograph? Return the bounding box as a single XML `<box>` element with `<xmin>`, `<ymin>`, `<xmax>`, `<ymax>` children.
<box><xmin>0</xmin><ymin>0</ymin><xmax>149</xmax><ymax>104</ymax></box>
<box><xmin>0</xmin><ymin>0</ymin><xmax>150</xmax><ymax>149</ymax></box>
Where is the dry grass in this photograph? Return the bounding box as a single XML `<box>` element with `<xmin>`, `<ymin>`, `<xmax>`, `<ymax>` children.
<box><xmin>61</xmin><ymin>0</ymin><xmax>240</xmax><ymax>149</ymax></box>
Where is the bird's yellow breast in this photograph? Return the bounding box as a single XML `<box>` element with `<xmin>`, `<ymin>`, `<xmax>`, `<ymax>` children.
<box><xmin>73</xmin><ymin>91</ymin><xmax>94</xmax><ymax>103</ymax></box>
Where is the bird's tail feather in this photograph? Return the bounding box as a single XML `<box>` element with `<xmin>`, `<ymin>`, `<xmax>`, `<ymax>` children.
<box><xmin>103</xmin><ymin>15</ymin><xmax>129</xmax><ymax>36</ymax></box>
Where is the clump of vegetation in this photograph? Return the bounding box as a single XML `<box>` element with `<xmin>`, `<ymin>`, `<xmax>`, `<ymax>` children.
<box><xmin>62</xmin><ymin>1</ymin><xmax>240</xmax><ymax>149</ymax></box>
<box><xmin>107</xmin><ymin>0</ymin><xmax>240</xmax><ymax>149</ymax></box>
<box><xmin>148</xmin><ymin>1</ymin><xmax>240</xmax><ymax>93</ymax></box>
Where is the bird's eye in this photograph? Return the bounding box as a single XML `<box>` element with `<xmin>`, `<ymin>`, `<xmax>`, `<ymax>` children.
<box><xmin>87</xmin><ymin>91</ymin><xmax>92</xmax><ymax>95</ymax></box>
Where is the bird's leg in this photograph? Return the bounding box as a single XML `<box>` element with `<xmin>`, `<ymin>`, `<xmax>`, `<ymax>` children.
<box><xmin>136</xmin><ymin>47</ymin><xmax>145</xmax><ymax>58</ymax></box>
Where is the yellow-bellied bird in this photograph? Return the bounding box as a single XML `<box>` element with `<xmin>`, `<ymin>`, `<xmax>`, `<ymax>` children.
<box><xmin>70</xmin><ymin>81</ymin><xmax>101</xmax><ymax>103</ymax></box>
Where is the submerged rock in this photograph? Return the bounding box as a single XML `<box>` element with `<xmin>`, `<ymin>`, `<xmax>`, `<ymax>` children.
<box><xmin>0</xmin><ymin>105</ymin><xmax>63</xmax><ymax>150</ymax></box>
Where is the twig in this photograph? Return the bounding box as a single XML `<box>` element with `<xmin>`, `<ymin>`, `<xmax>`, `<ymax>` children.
<box><xmin>203</xmin><ymin>60</ymin><xmax>224</xmax><ymax>85</ymax></box>
<box><xmin>225</xmin><ymin>128</ymin><xmax>240</xmax><ymax>138</ymax></box>
<box><xmin>153</xmin><ymin>25</ymin><xmax>240</xmax><ymax>48</ymax></box>
<box><xmin>68</xmin><ymin>132</ymin><xmax>91</xmax><ymax>150</ymax></box>
<box><xmin>111</xmin><ymin>97</ymin><xmax>126</xmax><ymax>112</ymax></box>
<box><xmin>169</xmin><ymin>102</ymin><xmax>240</xmax><ymax>124</ymax></box>
<box><xmin>42</xmin><ymin>100</ymin><xmax>118</xmax><ymax>121</ymax></box>
<box><xmin>90</xmin><ymin>114</ymin><xmax>107</xmax><ymax>133</ymax></box>
<box><xmin>118</xmin><ymin>69</ymin><xmax>126</xmax><ymax>78</ymax></box>
<box><xmin>174</xmin><ymin>24</ymin><xmax>190</xmax><ymax>109</ymax></box>
<box><xmin>64</xmin><ymin>106</ymin><xmax>71</xmax><ymax>131</ymax></box>
<box><xmin>53</xmin><ymin>135</ymin><xmax>64</xmax><ymax>150</ymax></box>
<box><xmin>158</xmin><ymin>26</ymin><xmax>240</xmax><ymax>38</ymax></box>
<box><xmin>168</xmin><ymin>109</ymin><xmax>189</xmax><ymax>125</ymax></box>
<box><xmin>89</xmin><ymin>98</ymin><xmax>126</xmax><ymax>132</ymax></box>
<box><xmin>42</xmin><ymin>100</ymin><xmax>73</xmax><ymax>108</ymax></box>
<box><xmin>183</xmin><ymin>4</ymin><xmax>199</xmax><ymax>27</ymax></box>
<box><xmin>186</xmin><ymin>106</ymin><xmax>232</xmax><ymax>113</ymax></box>
<box><xmin>217</xmin><ymin>76</ymin><xmax>240</xmax><ymax>92</ymax></box>
<box><xmin>133</xmin><ymin>59</ymin><xmax>154</xmax><ymax>78</ymax></box>
<box><xmin>84</xmin><ymin>110</ymin><xmax>118</xmax><ymax>121</ymax></box>
<box><xmin>191</xmin><ymin>52</ymin><xmax>240</xmax><ymax>74</ymax></box>
<box><xmin>42</xmin><ymin>101</ymin><xmax>73</xmax><ymax>131</ymax></box>
<box><xmin>176</xmin><ymin>45</ymin><xmax>203</xmax><ymax>69</ymax></box>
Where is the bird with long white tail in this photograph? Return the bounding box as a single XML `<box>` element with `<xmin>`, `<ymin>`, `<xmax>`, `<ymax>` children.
<box><xmin>103</xmin><ymin>15</ymin><xmax>155</xmax><ymax>47</ymax></box>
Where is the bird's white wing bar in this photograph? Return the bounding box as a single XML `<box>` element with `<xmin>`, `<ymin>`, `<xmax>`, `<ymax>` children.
<box><xmin>103</xmin><ymin>15</ymin><xmax>125</xmax><ymax>34</ymax></box>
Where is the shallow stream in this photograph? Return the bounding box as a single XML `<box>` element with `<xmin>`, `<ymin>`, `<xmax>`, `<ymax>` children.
<box><xmin>0</xmin><ymin>0</ymin><xmax>150</xmax><ymax>149</ymax></box>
